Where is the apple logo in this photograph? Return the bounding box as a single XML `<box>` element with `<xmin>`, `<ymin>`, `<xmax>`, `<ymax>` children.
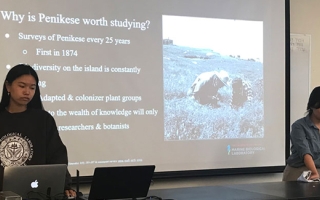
<box><xmin>31</xmin><ymin>180</ymin><xmax>38</xmax><ymax>188</ymax></box>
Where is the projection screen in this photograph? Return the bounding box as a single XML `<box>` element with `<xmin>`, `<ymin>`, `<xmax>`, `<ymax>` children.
<box><xmin>0</xmin><ymin>0</ymin><xmax>288</xmax><ymax>177</ymax></box>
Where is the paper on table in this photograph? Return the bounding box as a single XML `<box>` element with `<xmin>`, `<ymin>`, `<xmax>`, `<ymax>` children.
<box><xmin>297</xmin><ymin>171</ymin><xmax>320</xmax><ymax>182</ymax></box>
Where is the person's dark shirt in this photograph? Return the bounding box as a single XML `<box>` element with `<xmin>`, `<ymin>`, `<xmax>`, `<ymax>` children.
<box><xmin>286</xmin><ymin>115</ymin><xmax>320</xmax><ymax>167</ymax></box>
<box><xmin>0</xmin><ymin>108</ymin><xmax>72</xmax><ymax>190</ymax></box>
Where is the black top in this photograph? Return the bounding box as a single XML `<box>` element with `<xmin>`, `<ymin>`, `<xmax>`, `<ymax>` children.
<box><xmin>0</xmin><ymin>108</ymin><xmax>72</xmax><ymax>190</ymax></box>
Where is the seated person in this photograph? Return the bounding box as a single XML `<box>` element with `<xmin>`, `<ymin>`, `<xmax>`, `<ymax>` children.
<box><xmin>0</xmin><ymin>64</ymin><xmax>76</xmax><ymax>197</ymax></box>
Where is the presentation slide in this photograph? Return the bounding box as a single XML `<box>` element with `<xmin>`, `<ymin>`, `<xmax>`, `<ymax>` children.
<box><xmin>0</xmin><ymin>0</ymin><xmax>287</xmax><ymax>176</ymax></box>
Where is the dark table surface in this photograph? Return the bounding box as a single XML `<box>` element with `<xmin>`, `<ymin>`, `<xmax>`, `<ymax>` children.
<box><xmin>148</xmin><ymin>181</ymin><xmax>320</xmax><ymax>200</ymax></box>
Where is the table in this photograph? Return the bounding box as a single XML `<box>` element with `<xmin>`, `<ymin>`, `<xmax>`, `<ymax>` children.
<box><xmin>148</xmin><ymin>181</ymin><xmax>320</xmax><ymax>200</ymax></box>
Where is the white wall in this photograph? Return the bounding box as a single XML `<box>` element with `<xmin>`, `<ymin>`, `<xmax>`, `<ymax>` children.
<box><xmin>291</xmin><ymin>0</ymin><xmax>320</xmax><ymax>89</ymax></box>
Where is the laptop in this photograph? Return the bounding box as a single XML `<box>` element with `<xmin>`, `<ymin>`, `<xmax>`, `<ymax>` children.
<box><xmin>83</xmin><ymin>165</ymin><xmax>155</xmax><ymax>200</ymax></box>
<box><xmin>3</xmin><ymin>164</ymin><xmax>67</xmax><ymax>199</ymax></box>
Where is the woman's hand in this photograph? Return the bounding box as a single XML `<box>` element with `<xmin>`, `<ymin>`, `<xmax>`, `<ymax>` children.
<box><xmin>304</xmin><ymin>154</ymin><xmax>319</xmax><ymax>180</ymax></box>
<box><xmin>65</xmin><ymin>189</ymin><xmax>77</xmax><ymax>198</ymax></box>
<box><xmin>309</xmin><ymin>171</ymin><xmax>319</xmax><ymax>180</ymax></box>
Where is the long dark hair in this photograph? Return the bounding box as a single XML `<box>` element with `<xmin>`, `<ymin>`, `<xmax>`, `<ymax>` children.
<box><xmin>306</xmin><ymin>86</ymin><xmax>320</xmax><ymax>116</ymax></box>
<box><xmin>0</xmin><ymin>64</ymin><xmax>43</xmax><ymax>111</ymax></box>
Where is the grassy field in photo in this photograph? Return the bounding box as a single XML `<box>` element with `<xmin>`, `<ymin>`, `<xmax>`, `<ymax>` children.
<box><xmin>163</xmin><ymin>45</ymin><xmax>264</xmax><ymax>140</ymax></box>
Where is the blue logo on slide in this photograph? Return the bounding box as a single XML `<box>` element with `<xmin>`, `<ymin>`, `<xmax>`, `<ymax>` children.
<box><xmin>227</xmin><ymin>145</ymin><xmax>231</xmax><ymax>155</ymax></box>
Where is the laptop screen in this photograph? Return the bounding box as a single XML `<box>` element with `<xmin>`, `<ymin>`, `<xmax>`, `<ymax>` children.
<box><xmin>3</xmin><ymin>164</ymin><xmax>67</xmax><ymax>199</ymax></box>
<box><xmin>88</xmin><ymin>165</ymin><xmax>155</xmax><ymax>200</ymax></box>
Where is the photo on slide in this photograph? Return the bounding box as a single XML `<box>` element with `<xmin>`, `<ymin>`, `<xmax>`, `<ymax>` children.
<box><xmin>163</xmin><ymin>15</ymin><xmax>264</xmax><ymax>141</ymax></box>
